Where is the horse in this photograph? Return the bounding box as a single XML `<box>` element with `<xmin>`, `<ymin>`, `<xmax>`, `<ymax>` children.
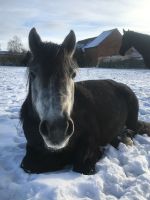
<box><xmin>20</xmin><ymin>28</ymin><xmax>147</xmax><ymax>175</ymax></box>
<box><xmin>119</xmin><ymin>29</ymin><xmax>150</xmax><ymax>68</ymax></box>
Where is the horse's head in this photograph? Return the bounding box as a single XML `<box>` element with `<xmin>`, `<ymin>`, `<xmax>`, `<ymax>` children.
<box><xmin>119</xmin><ymin>29</ymin><xmax>132</xmax><ymax>56</ymax></box>
<box><xmin>28</xmin><ymin>28</ymin><xmax>77</xmax><ymax>150</ymax></box>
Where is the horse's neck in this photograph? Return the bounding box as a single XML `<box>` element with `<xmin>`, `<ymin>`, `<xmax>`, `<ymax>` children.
<box><xmin>131</xmin><ymin>34</ymin><xmax>148</xmax><ymax>55</ymax></box>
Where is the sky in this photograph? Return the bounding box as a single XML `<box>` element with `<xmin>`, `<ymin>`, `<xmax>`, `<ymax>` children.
<box><xmin>0</xmin><ymin>0</ymin><xmax>150</xmax><ymax>50</ymax></box>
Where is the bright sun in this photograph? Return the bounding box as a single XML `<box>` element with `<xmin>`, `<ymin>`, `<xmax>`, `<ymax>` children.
<box><xmin>129</xmin><ymin>1</ymin><xmax>150</xmax><ymax>33</ymax></box>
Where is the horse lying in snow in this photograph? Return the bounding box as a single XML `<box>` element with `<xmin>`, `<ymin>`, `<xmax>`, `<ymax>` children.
<box><xmin>20</xmin><ymin>28</ymin><xmax>150</xmax><ymax>175</ymax></box>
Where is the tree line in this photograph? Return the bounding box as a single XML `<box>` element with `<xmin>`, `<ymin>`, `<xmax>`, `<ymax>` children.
<box><xmin>7</xmin><ymin>35</ymin><xmax>26</xmax><ymax>53</ymax></box>
<box><xmin>0</xmin><ymin>36</ymin><xmax>27</xmax><ymax>66</ymax></box>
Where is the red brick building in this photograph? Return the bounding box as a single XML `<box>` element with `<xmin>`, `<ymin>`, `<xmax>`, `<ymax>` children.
<box><xmin>76</xmin><ymin>28</ymin><xmax>122</xmax><ymax>66</ymax></box>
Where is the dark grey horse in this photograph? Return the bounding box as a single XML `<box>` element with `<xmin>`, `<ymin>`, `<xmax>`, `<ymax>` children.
<box><xmin>20</xmin><ymin>28</ymin><xmax>146</xmax><ymax>175</ymax></box>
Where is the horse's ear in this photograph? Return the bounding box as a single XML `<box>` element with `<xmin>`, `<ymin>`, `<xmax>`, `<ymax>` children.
<box><xmin>62</xmin><ymin>30</ymin><xmax>76</xmax><ymax>56</ymax></box>
<box><xmin>29</xmin><ymin>28</ymin><xmax>42</xmax><ymax>55</ymax></box>
<box><xmin>123</xmin><ymin>29</ymin><xmax>126</xmax><ymax>34</ymax></box>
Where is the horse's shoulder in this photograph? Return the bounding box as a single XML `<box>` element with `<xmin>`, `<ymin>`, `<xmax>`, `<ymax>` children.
<box><xmin>75</xmin><ymin>79</ymin><xmax>120</xmax><ymax>90</ymax></box>
<box><xmin>74</xmin><ymin>79</ymin><xmax>135</xmax><ymax>101</ymax></box>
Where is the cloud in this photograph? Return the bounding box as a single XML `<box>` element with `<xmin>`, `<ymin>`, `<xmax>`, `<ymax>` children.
<box><xmin>0</xmin><ymin>0</ymin><xmax>150</xmax><ymax>50</ymax></box>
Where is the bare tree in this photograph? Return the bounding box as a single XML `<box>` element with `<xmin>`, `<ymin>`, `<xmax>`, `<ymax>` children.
<box><xmin>7</xmin><ymin>36</ymin><xmax>25</xmax><ymax>53</ymax></box>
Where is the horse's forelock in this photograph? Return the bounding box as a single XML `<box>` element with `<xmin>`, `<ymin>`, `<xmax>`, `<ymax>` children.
<box><xmin>28</xmin><ymin>41</ymin><xmax>77</xmax><ymax>82</ymax></box>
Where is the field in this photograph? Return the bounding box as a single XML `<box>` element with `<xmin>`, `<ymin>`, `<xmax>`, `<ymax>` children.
<box><xmin>0</xmin><ymin>67</ymin><xmax>150</xmax><ymax>200</ymax></box>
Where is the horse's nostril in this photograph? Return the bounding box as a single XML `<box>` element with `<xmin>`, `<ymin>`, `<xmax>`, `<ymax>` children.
<box><xmin>40</xmin><ymin>120</ymin><xmax>49</xmax><ymax>136</ymax></box>
<box><xmin>40</xmin><ymin>118</ymin><xmax>74</xmax><ymax>141</ymax></box>
<box><xmin>66</xmin><ymin>118</ymin><xmax>74</xmax><ymax>136</ymax></box>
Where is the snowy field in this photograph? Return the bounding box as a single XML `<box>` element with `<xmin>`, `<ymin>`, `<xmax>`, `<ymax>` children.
<box><xmin>0</xmin><ymin>66</ymin><xmax>150</xmax><ymax>200</ymax></box>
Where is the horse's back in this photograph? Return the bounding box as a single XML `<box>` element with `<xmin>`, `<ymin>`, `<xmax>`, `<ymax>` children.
<box><xmin>73</xmin><ymin>79</ymin><xmax>138</xmax><ymax>145</ymax></box>
<box><xmin>75</xmin><ymin>79</ymin><xmax>137</xmax><ymax>105</ymax></box>
<box><xmin>75</xmin><ymin>79</ymin><xmax>138</xmax><ymax>116</ymax></box>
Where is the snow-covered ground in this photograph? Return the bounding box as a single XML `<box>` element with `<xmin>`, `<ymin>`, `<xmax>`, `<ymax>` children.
<box><xmin>0</xmin><ymin>66</ymin><xmax>150</xmax><ymax>200</ymax></box>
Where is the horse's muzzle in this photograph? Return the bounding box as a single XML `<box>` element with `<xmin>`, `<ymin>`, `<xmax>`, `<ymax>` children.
<box><xmin>39</xmin><ymin>117</ymin><xmax>74</xmax><ymax>148</ymax></box>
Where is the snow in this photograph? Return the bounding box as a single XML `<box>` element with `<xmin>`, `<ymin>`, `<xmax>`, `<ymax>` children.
<box><xmin>0</xmin><ymin>66</ymin><xmax>150</xmax><ymax>200</ymax></box>
<box><xmin>83</xmin><ymin>30</ymin><xmax>113</xmax><ymax>49</ymax></box>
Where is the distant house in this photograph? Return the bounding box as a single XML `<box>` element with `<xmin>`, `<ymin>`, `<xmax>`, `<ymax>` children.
<box><xmin>0</xmin><ymin>51</ymin><xmax>25</xmax><ymax>66</ymax></box>
<box><xmin>125</xmin><ymin>47</ymin><xmax>143</xmax><ymax>60</ymax></box>
<box><xmin>0</xmin><ymin>51</ymin><xmax>11</xmax><ymax>56</ymax></box>
<box><xmin>0</xmin><ymin>51</ymin><xmax>22</xmax><ymax>57</ymax></box>
<box><xmin>76</xmin><ymin>28</ymin><xmax>122</xmax><ymax>66</ymax></box>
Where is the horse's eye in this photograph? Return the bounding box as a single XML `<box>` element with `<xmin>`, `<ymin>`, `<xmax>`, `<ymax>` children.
<box><xmin>30</xmin><ymin>71</ymin><xmax>36</xmax><ymax>80</ymax></box>
<box><xmin>72</xmin><ymin>71</ymin><xmax>76</xmax><ymax>79</ymax></box>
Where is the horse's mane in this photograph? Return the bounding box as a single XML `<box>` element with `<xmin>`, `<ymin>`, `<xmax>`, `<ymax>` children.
<box><xmin>126</xmin><ymin>31</ymin><xmax>150</xmax><ymax>41</ymax></box>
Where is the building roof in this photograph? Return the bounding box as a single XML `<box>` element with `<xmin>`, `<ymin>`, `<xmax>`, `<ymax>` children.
<box><xmin>84</xmin><ymin>29</ymin><xmax>116</xmax><ymax>49</ymax></box>
<box><xmin>77</xmin><ymin>37</ymin><xmax>96</xmax><ymax>48</ymax></box>
<box><xmin>77</xmin><ymin>28</ymin><xmax>120</xmax><ymax>50</ymax></box>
